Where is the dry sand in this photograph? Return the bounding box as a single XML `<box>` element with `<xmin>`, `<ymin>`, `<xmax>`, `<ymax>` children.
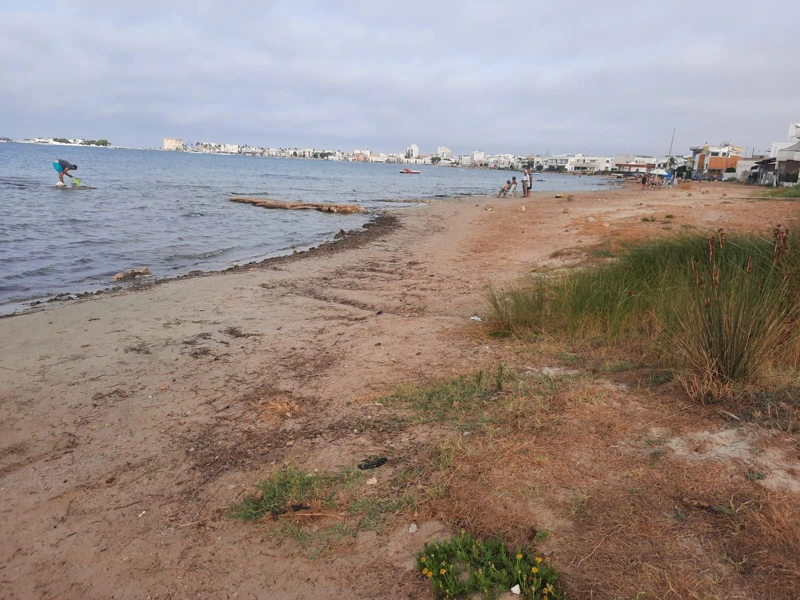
<box><xmin>1</xmin><ymin>182</ymin><xmax>798</xmax><ymax>599</ymax></box>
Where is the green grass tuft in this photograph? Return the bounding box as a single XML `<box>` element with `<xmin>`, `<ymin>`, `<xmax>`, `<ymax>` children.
<box><xmin>229</xmin><ymin>465</ymin><xmax>360</xmax><ymax>521</ymax></box>
<box><xmin>486</xmin><ymin>230</ymin><xmax>800</xmax><ymax>391</ymax></box>
<box><xmin>761</xmin><ymin>185</ymin><xmax>800</xmax><ymax>199</ymax></box>
<box><xmin>385</xmin><ymin>367</ymin><xmax>506</xmax><ymax>423</ymax></box>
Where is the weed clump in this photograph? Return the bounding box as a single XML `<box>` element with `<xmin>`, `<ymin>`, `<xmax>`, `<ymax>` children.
<box><xmin>487</xmin><ymin>227</ymin><xmax>800</xmax><ymax>396</ymax></box>
<box><xmin>229</xmin><ymin>465</ymin><xmax>355</xmax><ymax>521</ymax></box>
<box><xmin>417</xmin><ymin>532</ymin><xmax>560</xmax><ymax>599</ymax></box>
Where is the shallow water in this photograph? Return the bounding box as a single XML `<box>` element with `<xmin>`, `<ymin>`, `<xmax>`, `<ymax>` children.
<box><xmin>0</xmin><ymin>143</ymin><xmax>616</xmax><ymax>312</ymax></box>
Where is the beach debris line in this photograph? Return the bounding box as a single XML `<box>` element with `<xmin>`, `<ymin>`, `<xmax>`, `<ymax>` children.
<box><xmin>229</xmin><ymin>196</ymin><xmax>365</xmax><ymax>214</ymax></box>
<box><xmin>112</xmin><ymin>267</ymin><xmax>150</xmax><ymax>282</ymax></box>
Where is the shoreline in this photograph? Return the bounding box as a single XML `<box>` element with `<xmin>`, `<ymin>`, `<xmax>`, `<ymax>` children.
<box><xmin>0</xmin><ymin>209</ymin><xmax>408</xmax><ymax>318</ymax></box>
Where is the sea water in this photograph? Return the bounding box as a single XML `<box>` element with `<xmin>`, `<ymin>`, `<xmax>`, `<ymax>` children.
<box><xmin>0</xmin><ymin>143</ymin><xmax>616</xmax><ymax>312</ymax></box>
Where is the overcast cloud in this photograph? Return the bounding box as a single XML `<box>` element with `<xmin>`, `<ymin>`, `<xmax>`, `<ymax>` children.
<box><xmin>1</xmin><ymin>0</ymin><xmax>798</xmax><ymax>156</ymax></box>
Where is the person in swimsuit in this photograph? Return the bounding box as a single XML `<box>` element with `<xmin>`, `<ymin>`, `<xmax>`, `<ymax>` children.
<box><xmin>521</xmin><ymin>169</ymin><xmax>529</xmax><ymax>197</ymax></box>
<box><xmin>53</xmin><ymin>159</ymin><xmax>78</xmax><ymax>185</ymax></box>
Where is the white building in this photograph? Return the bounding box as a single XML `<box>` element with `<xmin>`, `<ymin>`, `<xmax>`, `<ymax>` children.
<box><xmin>472</xmin><ymin>150</ymin><xmax>485</xmax><ymax>164</ymax></box>
<box><xmin>568</xmin><ymin>155</ymin><xmax>614</xmax><ymax>173</ymax></box>
<box><xmin>546</xmin><ymin>154</ymin><xmax>573</xmax><ymax>170</ymax></box>
<box><xmin>163</xmin><ymin>137</ymin><xmax>183</xmax><ymax>151</ymax></box>
<box><xmin>221</xmin><ymin>144</ymin><xmax>240</xmax><ymax>154</ymax></box>
<box><xmin>406</xmin><ymin>144</ymin><xmax>419</xmax><ymax>159</ymax></box>
<box><xmin>436</xmin><ymin>146</ymin><xmax>452</xmax><ymax>159</ymax></box>
<box><xmin>612</xmin><ymin>154</ymin><xmax>656</xmax><ymax>173</ymax></box>
<box><xmin>769</xmin><ymin>122</ymin><xmax>800</xmax><ymax>158</ymax></box>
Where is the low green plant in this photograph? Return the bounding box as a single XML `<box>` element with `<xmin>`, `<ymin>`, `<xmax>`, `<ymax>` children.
<box><xmin>666</xmin><ymin>214</ymin><xmax>675</xmax><ymax>219</ymax></box>
<box><xmin>229</xmin><ymin>465</ymin><xmax>360</xmax><ymax>521</ymax></box>
<box><xmin>642</xmin><ymin>216</ymin><xmax>657</xmax><ymax>222</ymax></box>
<box><xmin>744</xmin><ymin>469</ymin><xmax>767</xmax><ymax>481</ymax></box>
<box><xmin>761</xmin><ymin>185</ymin><xmax>800</xmax><ymax>198</ymax></box>
<box><xmin>417</xmin><ymin>532</ymin><xmax>560</xmax><ymax>599</ymax></box>
<box><xmin>385</xmin><ymin>366</ymin><xmax>507</xmax><ymax>423</ymax></box>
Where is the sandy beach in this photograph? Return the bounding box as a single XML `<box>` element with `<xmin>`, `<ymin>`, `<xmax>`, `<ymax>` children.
<box><xmin>2</xmin><ymin>182</ymin><xmax>799</xmax><ymax>599</ymax></box>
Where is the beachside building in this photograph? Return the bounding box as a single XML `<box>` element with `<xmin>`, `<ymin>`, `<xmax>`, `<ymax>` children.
<box><xmin>689</xmin><ymin>143</ymin><xmax>744</xmax><ymax>177</ymax></box>
<box><xmin>612</xmin><ymin>154</ymin><xmax>656</xmax><ymax>173</ymax></box>
<box><xmin>406</xmin><ymin>144</ymin><xmax>419</xmax><ymax>159</ymax></box>
<box><xmin>220</xmin><ymin>144</ymin><xmax>240</xmax><ymax>154</ymax></box>
<box><xmin>436</xmin><ymin>146</ymin><xmax>452</xmax><ymax>159</ymax></box>
<box><xmin>163</xmin><ymin>137</ymin><xmax>183</xmax><ymax>151</ymax></box>
<box><xmin>545</xmin><ymin>154</ymin><xmax>573</xmax><ymax>171</ymax></box>
<box><xmin>569</xmin><ymin>155</ymin><xmax>614</xmax><ymax>173</ymax></box>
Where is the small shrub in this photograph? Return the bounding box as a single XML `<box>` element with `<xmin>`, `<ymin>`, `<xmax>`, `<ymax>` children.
<box><xmin>417</xmin><ymin>532</ymin><xmax>560</xmax><ymax>599</ymax></box>
<box><xmin>745</xmin><ymin>470</ymin><xmax>767</xmax><ymax>481</ymax></box>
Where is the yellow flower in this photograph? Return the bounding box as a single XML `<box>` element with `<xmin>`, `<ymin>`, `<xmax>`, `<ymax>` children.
<box><xmin>532</xmin><ymin>567</ymin><xmax>539</xmax><ymax>574</ymax></box>
<box><xmin>516</xmin><ymin>553</ymin><xmax>523</xmax><ymax>560</ymax></box>
<box><xmin>440</xmin><ymin>568</ymin><xmax>446</xmax><ymax>575</ymax></box>
<box><xmin>427</xmin><ymin>571</ymin><xmax>433</xmax><ymax>578</ymax></box>
<box><xmin>545</xmin><ymin>556</ymin><xmax>551</xmax><ymax>563</ymax></box>
<box><xmin>420</xmin><ymin>557</ymin><xmax>426</xmax><ymax>563</ymax></box>
<box><xmin>422</xmin><ymin>568</ymin><xmax>428</xmax><ymax>575</ymax></box>
<box><xmin>536</xmin><ymin>557</ymin><xmax>543</xmax><ymax>564</ymax></box>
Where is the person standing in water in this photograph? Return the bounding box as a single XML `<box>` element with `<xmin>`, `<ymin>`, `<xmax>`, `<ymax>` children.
<box><xmin>53</xmin><ymin>159</ymin><xmax>78</xmax><ymax>185</ymax></box>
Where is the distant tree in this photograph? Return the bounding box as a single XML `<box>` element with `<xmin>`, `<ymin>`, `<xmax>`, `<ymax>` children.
<box><xmin>54</xmin><ymin>138</ymin><xmax>70</xmax><ymax>143</ymax></box>
<box><xmin>535</xmin><ymin>164</ymin><xmax>544</xmax><ymax>171</ymax></box>
<box><xmin>292</xmin><ymin>151</ymin><xmax>297</xmax><ymax>157</ymax></box>
<box><xmin>557</xmin><ymin>165</ymin><xmax>566</xmax><ymax>172</ymax></box>
<box><xmin>431</xmin><ymin>156</ymin><xmax>442</xmax><ymax>165</ymax></box>
<box><xmin>95</xmin><ymin>139</ymin><xmax>109</xmax><ymax>146</ymax></box>
<box><xmin>312</xmin><ymin>152</ymin><xmax>320</xmax><ymax>159</ymax></box>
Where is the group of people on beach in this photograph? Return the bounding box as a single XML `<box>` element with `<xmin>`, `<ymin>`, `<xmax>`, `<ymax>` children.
<box><xmin>640</xmin><ymin>173</ymin><xmax>676</xmax><ymax>190</ymax></box>
<box><xmin>498</xmin><ymin>168</ymin><xmax>535</xmax><ymax>198</ymax></box>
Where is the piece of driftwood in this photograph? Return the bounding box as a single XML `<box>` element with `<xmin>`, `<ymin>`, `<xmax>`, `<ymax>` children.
<box><xmin>230</xmin><ymin>196</ymin><xmax>364</xmax><ymax>214</ymax></box>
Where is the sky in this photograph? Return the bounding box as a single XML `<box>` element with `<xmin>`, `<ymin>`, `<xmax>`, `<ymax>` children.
<box><xmin>1</xmin><ymin>0</ymin><xmax>799</xmax><ymax>156</ymax></box>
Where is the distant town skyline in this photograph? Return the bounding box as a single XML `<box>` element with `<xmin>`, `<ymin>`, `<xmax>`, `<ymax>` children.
<box><xmin>2</xmin><ymin>0</ymin><xmax>798</xmax><ymax>157</ymax></box>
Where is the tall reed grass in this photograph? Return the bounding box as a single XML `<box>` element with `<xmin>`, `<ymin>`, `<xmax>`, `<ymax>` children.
<box><xmin>487</xmin><ymin>227</ymin><xmax>800</xmax><ymax>389</ymax></box>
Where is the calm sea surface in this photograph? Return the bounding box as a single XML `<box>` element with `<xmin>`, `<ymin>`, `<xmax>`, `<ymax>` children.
<box><xmin>0</xmin><ymin>143</ymin><xmax>616</xmax><ymax>313</ymax></box>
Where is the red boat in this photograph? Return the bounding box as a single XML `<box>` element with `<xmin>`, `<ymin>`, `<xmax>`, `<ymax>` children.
<box><xmin>400</xmin><ymin>168</ymin><xmax>421</xmax><ymax>174</ymax></box>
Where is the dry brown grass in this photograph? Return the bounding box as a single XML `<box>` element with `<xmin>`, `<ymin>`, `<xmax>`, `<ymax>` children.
<box><xmin>398</xmin><ymin>366</ymin><xmax>800</xmax><ymax>599</ymax></box>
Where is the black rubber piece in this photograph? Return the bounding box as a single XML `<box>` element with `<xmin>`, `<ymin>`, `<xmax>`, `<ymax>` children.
<box><xmin>358</xmin><ymin>457</ymin><xmax>388</xmax><ymax>470</ymax></box>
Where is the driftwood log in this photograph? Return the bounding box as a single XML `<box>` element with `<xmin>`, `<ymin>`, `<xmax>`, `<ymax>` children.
<box><xmin>229</xmin><ymin>196</ymin><xmax>365</xmax><ymax>214</ymax></box>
